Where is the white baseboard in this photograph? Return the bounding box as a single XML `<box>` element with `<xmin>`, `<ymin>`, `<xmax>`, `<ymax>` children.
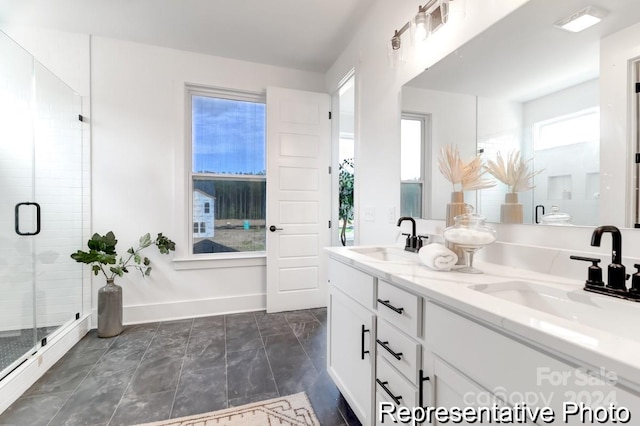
<box><xmin>0</xmin><ymin>315</ymin><xmax>90</xmax><ymax>414</ymax></box>
<box><xmin>96</xmin><ymin>293</ymin><xmax>267</xmax><ymax>325</ymax></box>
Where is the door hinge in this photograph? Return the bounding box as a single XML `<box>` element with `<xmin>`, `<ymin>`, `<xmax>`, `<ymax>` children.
<box><xmin>328</xmin><ymin>220</ymin><xmax>331</xmax><ymax>228</ymax></box>
<box><xmin>328</xmin><ymin>166</ymin><xmax>332</xmax><ymax>174</ymax></box>
<box><xmin>636</xmin><ymin>82</ymin><xmax>640</xmax><ymax>94</ymax></box>
<box><xmin>636</xmin><ymin>153</ymin><xmax>640</xmax><ymax>164</ymax></box>
<box><xmin>78</xmin><ymin>114</ymin><xmax>84</xmax><ymax>122</ymax></box>
<box><xmin>328</xmin><ymin>111</ymin><xmax>332</xmax><ymax>119</ymax></box>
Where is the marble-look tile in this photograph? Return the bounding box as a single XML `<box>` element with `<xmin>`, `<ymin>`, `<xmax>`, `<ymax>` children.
<box><xmin>49</xmin><ymin>368</ymin><xmax>136</xmax><ymax>426</ymax></box>
<box><xmin>225</xmin><ymin>312</ymin><xmax>258</xmax><ymax>325</ymax></box>
<box><xmin>284</xmin><ymin>310</ymin><xmax>317</xmax><ymax>324</ymax></box>
<box><xmin>92</xmin><ymin>341</ymin><xmax>147</xmax><ymax>374</ymax></box>
<box><xmin>69</xmin><ymin>330</ymin><xmax>116</xmax><ymax>352</ymax></box>
<box><xmin>157</xmin><ymin>319</ymin><xmax>193</xmax><ymax>336</ymax></box>
<box><xmin>309</xmin><ymin>307</ymin><xmax>327</xmax><ymax>327</ymax></box>
<box><xmin>255</xmin><ymin>312</ymin><xmax>293</xmax><ymax>337</ymax></box>
<box><xmin>0</xmin><ymin>392</ymin><xmax>71</xmax><ymax>426</ymax></box>
<box><xmin>125</xmin><ymin>355</ymin><xmax>183</xmax><ymax>397</ymax></box>
<box><xmin>183</xmin><ymin>335</ymin><xmax>225</xmax><ymax>371</ymax></box>
<box><xmin>228</xmin><ymin>392</ymin><xmax>280</xmax><ymax>408</ymax></box>
<box><xmin>143</xmin><ymin>333</ymin><xmax>189</xmax><ymax>361</ymax></box>
<box><xmin>264</xmin><ymin>332</ymin><xmax>319</xmax><ymax>395</ymax></box>
<box><xmin>109</xmin><ymin>389</ymin><xmax>174</xmax><ymax>426</ymax></box>
<box><xmin>225</xmin><ymin>319</ymin><xmax>262</xmax><ymax>353</ymax></box>
<box><xmin>24</xmin><ymin>347</ymin><xmax>104</xmax><ymax>396</ymax></box>
<box><xmin>190</xmin><ymin>315</ymin><xmax>225</xmax><ymax>339</ymax></box>
<box><xmin>172</xmin><ymin>362</ymin><xmax>227</xmax><ymax>418</ymax></box>
<box><xmin>292</xmin><ymin>320</ymin><xmax>327</xmax><ymax>371</ymax></box>
<box><xmin>226</xmin><ymin>349</ymin><xmax>277</xmax><ymax>400</ymax></box>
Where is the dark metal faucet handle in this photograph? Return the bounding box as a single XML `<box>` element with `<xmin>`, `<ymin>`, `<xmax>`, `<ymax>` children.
<box><xmin>570</xmin><ymin>255</ymin><xmax>603</xmax><ymax>286</ymax></box>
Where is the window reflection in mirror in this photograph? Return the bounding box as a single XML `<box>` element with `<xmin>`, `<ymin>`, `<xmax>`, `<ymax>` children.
<box><xmin>400</xmin><ymin>114</ymin><xmax>429</xmax><ymax>218</ymax></box>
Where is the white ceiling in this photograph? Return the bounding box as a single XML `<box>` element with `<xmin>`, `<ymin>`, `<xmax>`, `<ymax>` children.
<box><xmin>406</xmin><ymin>0</ymin><xmax>640</xmax><ymax>102</ymax></box>
<box><xmin>0</xmin><ymin>0</ymin><xmax>370</xmax><ymax>72</ymax></box>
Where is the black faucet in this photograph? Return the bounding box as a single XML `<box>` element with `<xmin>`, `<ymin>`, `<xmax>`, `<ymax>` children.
<box><xmin>590</xmin><ymin>225</ymin><xmax>627</xmax><ymax>290</ymax></box>
<box><xmin>396</xmin><ymin>217</ymin><xmax>426</xmax><ymax>253</ymax></box>
<box><xmin>572</xmin><ymin>225</ymin><xmax>640</xmax><ymax>302</ymax></box>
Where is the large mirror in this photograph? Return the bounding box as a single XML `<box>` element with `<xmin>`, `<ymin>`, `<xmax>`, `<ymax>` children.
<box><xmin>401</xmin><ymin>0</ymin><xmax>640</xmax><ymax>227</ymax></box>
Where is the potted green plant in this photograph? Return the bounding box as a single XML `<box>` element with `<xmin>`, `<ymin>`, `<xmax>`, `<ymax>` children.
<box><xmin>71</xmin><ymin>231</ymin><xmax>176</xmax><ymax>337</ymax></box>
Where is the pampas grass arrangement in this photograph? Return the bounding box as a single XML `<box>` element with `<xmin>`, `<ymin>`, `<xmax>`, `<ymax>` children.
<box><xmin>437</xmin><ymin>145</ymin><xmax>495</xmax><ymax>192</ymax></box>
<box><xmin>484</xmin><ymin>150</ymin><xmax>541</xmax><ymax>193</ymax></box>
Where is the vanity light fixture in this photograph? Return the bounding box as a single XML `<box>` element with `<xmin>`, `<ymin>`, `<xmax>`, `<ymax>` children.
<box><xmin>390</xmin><ymin>0</ymin><xmax>455</xmax><ymax>56</ymax></box>
<box><xmin>554</xmin><ymin>6</ymin><xmax>608</xmax><ymax>33</ymax></box>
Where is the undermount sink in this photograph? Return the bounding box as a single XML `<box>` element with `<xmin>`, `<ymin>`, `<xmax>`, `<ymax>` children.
<box><xmin>348</xmin><ymin>246</ymin><xmax>416</xmax><ymax>262</ymax></box>
<box><xmin>468</xmin><ymin>280</ymin><xmax>640</xmax><ymax>340</ymax></box>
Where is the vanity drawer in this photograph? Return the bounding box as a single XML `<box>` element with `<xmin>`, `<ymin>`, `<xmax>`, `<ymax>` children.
<box><xmin>377</xmin><ymin>319</ymin><xmax>421</xmax><ymax>385</ymax></box>
<box><xmin>329</xmin><ymin>260</ymin><xmax>374</xmax><ymax>309</ymax></box>
<box><xmin>377</xmin><ymin>280</ymin><xmax>422</xmax><ymax>337</ymax></box>
<box><xmin>376</xmin><ymin>356</ymin><xmax>418</xmax><ymax>410</ymax></box>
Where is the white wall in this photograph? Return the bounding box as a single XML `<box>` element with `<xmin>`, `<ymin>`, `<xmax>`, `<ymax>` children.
<box><xmin>90</xmin><ymin>37</ymin><xmax>325</xmax><ymax>323</ymax></box>
<box><xmin>325</xmin><ymin>0</ymin><xmax>530</xmax><ymax>245</ymax></box>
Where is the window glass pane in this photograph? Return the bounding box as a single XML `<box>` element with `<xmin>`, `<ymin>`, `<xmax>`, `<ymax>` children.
<box><xmin>401</xmin><ymin>183</ymin><xmax>422</xmax><ymax>217</ymax></box>
<box><xmin>535</xmin><ymin>109</ymin><xmax>599</xmax><ymax>151</ymax></box>
<box><xmin>192</xmin><ymin>96</ymin><xmax>266</xmax><ymax>175</ymax></box>
<box><xmin>192</xmin><ymin>177</ymin><xmax>266</xmax><ymax>253</ymax></box>
<box><xmin>401</xmin><ymin>119</ymin><xmax>422</xmax><ymax>181</ymax></box>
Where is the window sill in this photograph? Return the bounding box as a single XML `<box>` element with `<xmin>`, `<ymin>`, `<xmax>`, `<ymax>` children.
<box><xmin>173</xmin><ymin>252</ymin><xmax>266</xmax><ymax>270</ymax></box>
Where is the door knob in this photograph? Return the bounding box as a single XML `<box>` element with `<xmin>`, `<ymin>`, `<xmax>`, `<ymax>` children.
<box><xmin>269</xmin><ymin>225</ymin><xmax>283</xmax><ymax>232</ymax></box>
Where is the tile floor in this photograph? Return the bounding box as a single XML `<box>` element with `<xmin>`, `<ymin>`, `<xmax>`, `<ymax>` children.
<box><xmin>0</xmin><ymin>308</ymin><xmax>361</xmax><ymax>426</ymax></box>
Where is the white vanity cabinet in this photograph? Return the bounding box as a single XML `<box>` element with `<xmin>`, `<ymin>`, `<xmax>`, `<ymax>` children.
<box><xmin>328</xmin><ymin>260</ymin><xmax>376</xmax><ymax>425</ymax></box>
<box><xmin>327</xmin><ymin>253</ymin><xmax>640</xmax><ymax>426</ymax></box>
<box><xmin>424</xmin><ymin>301</ymin><xmax>640</xmax><ymax>425</ymax></box>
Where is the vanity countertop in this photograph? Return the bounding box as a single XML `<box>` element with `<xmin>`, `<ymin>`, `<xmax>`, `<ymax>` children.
<box><xmin>325</xmin><ymin>245</ymin><xmax>640</xmax><ymax>388</ymax></box>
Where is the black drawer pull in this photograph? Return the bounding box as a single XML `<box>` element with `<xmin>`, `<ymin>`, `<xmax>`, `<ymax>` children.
<box><xmin>376</xmin><ymin>339</ymin><xmax>403</xmax><ymax>360</ymax></box>
<box><xmin>361</xmin><ymin>325</ymin><xmax>370</xmax><ymax>360</ymax></box>
<box><xmin>419</xmin><ymin>369</ymin><xmax>431</xmax><ymax>408</ymax></box>
<box><xmin>377</xmin><ymin>299</ymin><xmax>404</xmax><ymax>314</ymax></box>
<box><xmin>376</xmin><ymin>379</ymin><xmax>403</xmax><ymax>405</ymax></box>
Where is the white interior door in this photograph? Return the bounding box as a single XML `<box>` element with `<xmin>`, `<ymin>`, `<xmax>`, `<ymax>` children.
<box><xmin>266</xmin><ymin>87</ymin><xmax>331</xmax><ymax>312</ymax></box>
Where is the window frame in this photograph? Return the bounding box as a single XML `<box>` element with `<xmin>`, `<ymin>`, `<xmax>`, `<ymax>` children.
<box><xmin>533</xmin><ymin>107</ymin><xmax>600</xmax><ymax>151</ymax></box>
<box><xmin>184</xmin><ymin>85</ymin><xmax>267</xmax><ymax>261</ymax></box>
<box><xmin>400</xmin><ymin>113</ymin><xmax>430</xmax><ymax>218</ymax></box>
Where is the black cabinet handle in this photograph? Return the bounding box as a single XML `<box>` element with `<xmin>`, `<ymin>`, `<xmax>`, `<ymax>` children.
<box><xmin>376</xmin><ymin>379</ymin><xmax>403</xmax><ymax>405</ymax></box>
<box><xmin>361</xmin><ymin>325</ymin><xmax>370</xmax><ymax>360</ymax></box>
<box><xmin>269</xmin><ymin>225</ymin><xmax>283</xmax><ymax>232</ymax></box>
<box><xmin>377</xmin><ymin>299</ymin><xmax>404</xmax><ymax>314</ymax></box>
<box><xmin>418</xmin><ymin>369</ymin><xmax>431</xmax><ymax>408</ymax></box>
<box><xmin>376</xmin><ymin>339</ymin><xmax>403</xmax><ymax>360</ymax></box>
<box><xmin>15</xmin><ymin>202</ymin><xmax>41</xmax><ymax>236</ymax></box>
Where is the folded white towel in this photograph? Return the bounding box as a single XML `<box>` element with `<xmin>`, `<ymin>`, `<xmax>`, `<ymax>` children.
<box><xmin>418</xmin><ymin>243</ymin><xmax>458</xmax><ymax>271</ymax></box>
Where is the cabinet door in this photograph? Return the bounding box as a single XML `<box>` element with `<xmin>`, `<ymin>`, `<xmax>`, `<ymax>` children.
<box><xmin>328</xmin><ymin>288</ymin><xmax>375</xmax><ymax>425</ymax></box>
<box><xmin>426</xmin><ymin>356</ymin><xmax>535</xmax><ymax>425</ymax></box>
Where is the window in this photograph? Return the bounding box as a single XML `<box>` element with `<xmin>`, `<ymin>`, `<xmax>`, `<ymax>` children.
<box><xmin>188</xmin><ymin>87</ymin><xmax>266</xmax><ymax>255</ymax></box>
<box><xmin>534</xmin><ymin>108</ymin><xmax>599</xmax><ymax>151</ymax></box>
<box><xmin>400</xmin><ymin>114</ymin><xmax>427</xmax><ymax>217</ymax></box>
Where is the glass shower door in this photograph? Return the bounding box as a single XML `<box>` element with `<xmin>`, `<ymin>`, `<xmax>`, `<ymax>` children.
<box><xmin>0</xmin><ymin>30</ymin><xmax>84</xmax><ymax>381</ymax></box>
<box><xmin>0</xmin><ymin>31</ymin><xmax>38</xmax><ymax>377</ymax></box>
<box><xmin>33</xmin><ymin>61</ymin><xmax>84</xmax><ymax>346</ymax></box>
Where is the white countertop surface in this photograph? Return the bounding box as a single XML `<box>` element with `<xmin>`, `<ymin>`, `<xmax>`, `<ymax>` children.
<box><xmin>325</xmin><ymin>245</ymin><xmax>640</xmax><ymax>388</ymax></box>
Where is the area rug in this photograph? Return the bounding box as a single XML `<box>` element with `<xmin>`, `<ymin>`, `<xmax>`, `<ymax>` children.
<box><xmin>137</xmin><ymin>392</ymin><xmax>320</xmax><ymax>426</ymax></box>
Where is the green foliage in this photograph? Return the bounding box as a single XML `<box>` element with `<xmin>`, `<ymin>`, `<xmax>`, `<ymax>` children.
<box><xmin>71</xmin><ymin>231</ymin><xmax>176</xmax><ymax>281</ymax></box>
<box><xmin>338</xmin><ymin>158</ymin><xmax>354</xmax><ymax>246</ymax></box>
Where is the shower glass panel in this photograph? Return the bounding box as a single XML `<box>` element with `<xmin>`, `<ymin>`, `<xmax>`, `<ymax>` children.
<box><xmin>0</xmin><ymin>30</ymin><xmax>84</xmax><ymax>380</ymax></box>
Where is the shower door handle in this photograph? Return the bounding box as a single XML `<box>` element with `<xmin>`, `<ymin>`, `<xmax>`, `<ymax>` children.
<box><xmin>15</xmin><ymin>202</ymin><xmax>41</xmax><ymax>236</ymax></box>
